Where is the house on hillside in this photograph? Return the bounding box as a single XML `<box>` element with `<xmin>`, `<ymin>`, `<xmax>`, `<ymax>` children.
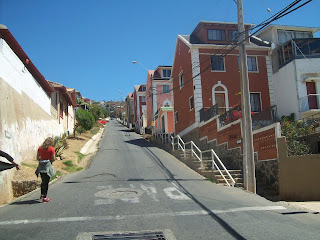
<box><xmin>133</xmin><ymin>84</ymin><xmax>146</xmax><ymax>134</ymax></box>
<box><xmin>0</xmin><ymin>24</ymin><xmax>65</xmax><ymax>204</ymax></box>
<box><xmin>48</xmin><ymin>81</ymin><xmax>77</xmax><ymax>134</ymax></box>
<box><xmin>171</xmin><ymin>21</ymin><xmax>282</xmax><ymax>192</ymax></box>
<box><xmin>172</xmin><ymin>21</ymin><xmax>274</xmax><ymax>137</ymax></box>
<box><xmin>125</xmin><ymin>93</ymin><xmax>134</xmax><ymax>128</ymax></box>
<box><xmin>146</xmin><ymin>66</ymin><xmax>174</xmax><ymax>134</ymax></box>
<box><xmin>257</xmin><ymin>25</ymin><xmax>320</xmax><ymax>121</ymax></box>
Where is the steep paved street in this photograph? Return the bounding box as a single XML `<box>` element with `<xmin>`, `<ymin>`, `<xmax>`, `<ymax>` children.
<box><xmin>0</xmin><ymin>120</ymin><xmax>319</xmax><ymax>240</ymax></box>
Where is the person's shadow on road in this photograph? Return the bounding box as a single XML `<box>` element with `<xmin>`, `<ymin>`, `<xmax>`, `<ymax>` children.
<box><xmin>10</xmin><ymin>199</ymin><xmax>41</xmax><ymax>205</ymax></box>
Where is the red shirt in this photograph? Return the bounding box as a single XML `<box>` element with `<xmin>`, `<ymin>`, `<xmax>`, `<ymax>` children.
<box><xmin>38</xmin><ymin>146</ymin><xmax>55</xmax><ymax>160</ymax></box>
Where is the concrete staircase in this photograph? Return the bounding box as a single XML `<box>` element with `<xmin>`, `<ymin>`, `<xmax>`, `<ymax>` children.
<box><xmin>177</xmin><ymin>149</ymin><xmax>244</xmax><ymax>188</ymax></box>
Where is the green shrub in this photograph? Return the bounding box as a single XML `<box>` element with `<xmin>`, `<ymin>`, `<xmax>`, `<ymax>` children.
<box><xmin>281</xmin><ymin>119</ymin><xmax>312</xmax><ymax>156</ymax></box>
<box><xmin>63</xmin><ymin>160</ymin><xmax>83</xmax><ymax>173</ymax></box>
<box><xmin>75</xmin><ymin>151</ymin><xmax>85</xmax><ymax>163</ymax></box>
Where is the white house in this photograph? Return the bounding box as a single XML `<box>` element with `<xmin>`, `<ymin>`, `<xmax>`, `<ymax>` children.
<box><xmin>0</xmin><ymin>25</ymin><xmax>65</xmax><ymax>204</ymax></box>
<box><xmin>257</xmin><ymin>25</ymin><xmax>320</xmax><ymax>120</ymax></box>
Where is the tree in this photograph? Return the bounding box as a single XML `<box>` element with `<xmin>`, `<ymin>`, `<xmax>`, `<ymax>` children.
<box><xmin>74</xmin><ymin>109</ymin><xmax>95</xmax><ymax>137</ymax></box>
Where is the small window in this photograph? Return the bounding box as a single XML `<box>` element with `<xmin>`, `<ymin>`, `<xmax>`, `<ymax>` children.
<box><xmin>228</xmin><ymin>30</ymin><xmax>238</xmax><ymax>42</ymax></box>
<box><xmin>60</xmin><ymin>102</ymin><xmax>64</xmax><ymax>118</ymax></box>
<box><xmin>179</xmin><ymin>71</ymin><xmax>184</xmax><ymax>89</ymax></box>
<box><xmin>141</xmin><ymin>96</ymin><xmax>146</xmax><ymax>102</ymax></box>
<box><xmin>295</xmin><ymin>31</ymin><xmax>312</xmax><ymax>39</ymax></box>
<box><xmin>277</xmin><ymin>30</ymin><xmax>294</xmax><ymax>44</ymax></box>
<box><xmin>208</xmin><ymin>29</ymin><xmax>226</xmax><ymax>41</ymax></box>
<box><xmin>175</xmin><ymin>112</ymin><xmax>179</xmax><ymax>123</ymax></box>
<box><xmin>189</xmin><ymin>96</ymin><xmax>194</xmax><ymax>110</ymax></box>
<box><xmin>250</xmin><ymin>93</ymin><xmax>261</xmax><ymax>112</ymax></box>
<box><xmin>141</xmin><ymin>86</ymin><xmax>146</xmax><ymax>91</ymax></box>
<box><xmin>211</xmin><ymin>56</ymin><xmax>225</xmax><ymax>71</ymax></box>
<box><xmin>238</xmin><ymin>56</ymin><xmax>258</xmax><ymax>72</ymax></box>
<box><xmin>163</xmin><ymin>85</ymin><xmax>170</xmax><ymax>93</ymax></box>
<box><xmin>162</xmin><ymin>69</ymin><xmax>171</xmax><ymax>78</ymax></box>
<box><xmin>247</xmin><ymin>56</ymin><xmax>258</xmax><ymax>72</ymax></box>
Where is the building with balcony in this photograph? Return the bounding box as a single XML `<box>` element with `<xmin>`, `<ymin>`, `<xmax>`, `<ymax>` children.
<box><xmin>145</xmin><ymin>66</ymin><xmax>174</xmax><ymax>134</ymax></box>
<box><xmin>257</xmin><ymin>25</ymin><xmax>320</xmax><ymax>120</ymax></box>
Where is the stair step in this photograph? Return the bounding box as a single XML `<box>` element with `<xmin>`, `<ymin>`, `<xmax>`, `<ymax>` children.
<box><xmin>216</xmin><ymin>178</ymin><xmax>243</xmax><ymax>184</ymax></box>
<box><xmin>215</xmin><ymin>173</ymin><xmax>243</xmax><ymax>179</ymax></box>
<box><xmin>213</xmin><ymin>170</ymin><xmax>241</xmax><ymax>174</ymax></box>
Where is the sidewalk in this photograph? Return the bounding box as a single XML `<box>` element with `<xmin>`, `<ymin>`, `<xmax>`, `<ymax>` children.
<box><xmin>281</xmin><ymin>201</ymin><xmax>320</xmax><ymax>214</ymax></box>
<box><xmin>80</xmin><ymin>128</ymin><xmax>104</xmax><ymax>155</ymax></box>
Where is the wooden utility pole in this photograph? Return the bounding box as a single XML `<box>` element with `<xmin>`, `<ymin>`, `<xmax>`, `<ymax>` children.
<box><xmin>237</xmin><ymin>0</ymin><xmax>256</xmax><ymax>193</ymax></box>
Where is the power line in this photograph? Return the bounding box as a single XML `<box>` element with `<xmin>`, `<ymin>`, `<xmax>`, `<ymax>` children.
<box><xmin>144</xmin><ymin>0</ymin><xmax>312</xmax><ymax>99</ymax></box>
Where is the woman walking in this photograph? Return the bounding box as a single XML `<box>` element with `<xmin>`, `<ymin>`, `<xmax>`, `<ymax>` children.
<box><xmin>35</xmin><ymin>137</ymin><xmax>56</xmax><ymax>202</ymax></box>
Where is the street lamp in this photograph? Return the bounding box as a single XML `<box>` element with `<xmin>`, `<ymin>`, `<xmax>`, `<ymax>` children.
<box><xmin>132</xmin><ymin>60</ymin><xmax>154</xmax><ymax>136</ymax></box>
<box><xmin>132</xmin><ymin>60</ymin><xmax>149</xmax><ymax>71</ymax></box>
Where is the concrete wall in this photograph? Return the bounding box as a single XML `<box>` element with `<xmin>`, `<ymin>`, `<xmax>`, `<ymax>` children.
<box><xmin>278</xmin><ymin>137</ymin><xmax>320</xmax><ymax>201</ymax></box>
<box><xmin>0</xmin><ymin>39</ymin><xmax>64</xmax><ymax>205</ymax></box>
<box><xmin>273</xmin><ymin>61</ymin><xmax>300</xmax><ymax>119</ymax></box>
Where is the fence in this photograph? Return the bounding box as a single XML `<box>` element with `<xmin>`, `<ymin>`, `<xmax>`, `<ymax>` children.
<box><xmin>200</xmin><ymin>104</ymin><xmax>219</xmax><ymax>122</ymax></box>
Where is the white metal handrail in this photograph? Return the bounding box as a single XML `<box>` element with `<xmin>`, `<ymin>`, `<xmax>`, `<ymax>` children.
<box><xmin>171</xmin><ymin>135</ymin><xmax>175</xmax><ymax>150</ymax></box>
<box><xmin>189</xmin><ymin>141</ymin><xmax>203</xmax><ymax>168</ymax></box>
<box><xmin>153</xmin><ymin>133</ymin><xmax>235</xmax><ymax>187</ymax></box>
<box><xmin>177</xmin><ymin>135</ymin><xmax>186</xmax><ymax>158</ymax></box>
<box><xmin>202</xmin><ymin>149</ymin><xmax>236</xmax><ymax>187</ymax></box>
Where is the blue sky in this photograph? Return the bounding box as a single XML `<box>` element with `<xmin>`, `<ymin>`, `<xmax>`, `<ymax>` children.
<box><xmin>1</xmin><ymin>0</ymin><xmax>319</xmax><ymax>101</ymax></box>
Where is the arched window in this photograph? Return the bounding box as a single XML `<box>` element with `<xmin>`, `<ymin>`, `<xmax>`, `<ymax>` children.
<box><xmin>212</xmin><ymin>81</ymin><xmax>229</xmax><ymax>114</ymax></box>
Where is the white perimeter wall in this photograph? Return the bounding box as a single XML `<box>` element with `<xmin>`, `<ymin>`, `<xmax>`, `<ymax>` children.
<box><xmin>273</xmin><ymin>61</ymin><xmax>300</xmax><ymax>119</ymax></box>
<box><xmin>0</xmin><ymin>39</ymin><xmax>51</xmax><ymax>114</ymax></box>
<box><xmin>0</xmin><ymin>39</ymin><xmax>64</xmax><ymax>204</ymax></box>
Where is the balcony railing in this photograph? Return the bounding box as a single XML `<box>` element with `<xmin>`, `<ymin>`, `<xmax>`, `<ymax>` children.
<box><xmin>251</xmin><ymin>105</ymin><xmax>277</xmax><ymax>130</ymax></box>
<box><xmin>219</xmin><ymin>105</ymin><xmax>277</xmax><ymax>130</ymax></box>
<box><xmin>200</xmin><ymin>104</ymin><xmax>219</xmax><ymax>122</ymax></box>
<box><xmin>299</xmin><ymin>94</ymin><xmax>320</xmax><ymax>113</ymax></box>
<box><xmin>219</xmin><ymin>105</ymin><xmax>241</xmax><ymax>128</ymax></box>
<box><xmin>277</xmin><ymin>38</ymin><xmax>320</xmax><ymax>68</ymax></box>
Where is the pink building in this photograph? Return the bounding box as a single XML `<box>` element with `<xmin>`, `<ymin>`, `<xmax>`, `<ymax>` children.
<box><xmin>146</xmin><ymin>66</ymin><xmax>174</xmax><ymax>134</ymax></box>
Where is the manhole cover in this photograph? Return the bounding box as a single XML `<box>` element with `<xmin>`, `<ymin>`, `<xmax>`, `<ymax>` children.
<box><xmin>77</xmin><ymin>229</ymin><xmax>177</xmax><ymax>240</ymax></box>
<box><xmin>94</xmin><ymin>188</ymin><xmax>144</xmax><ymax>199</ymax></box>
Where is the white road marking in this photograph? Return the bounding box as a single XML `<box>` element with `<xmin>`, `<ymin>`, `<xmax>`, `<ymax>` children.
<box><xmin>94</xmin><ymin>199</ymin><xmax>116</xmax><ymax>205</ymax></box>
<box><xmin>0</xmin><ymin>206</ymin><xmax>286</xmax><ymax>225</ymax></box>
<box><xmin>140</xmin><ymin>184</ymin><xmax>159</xmax><ymax>202</ymax></box>
<box><xmin>163</xmin><ymin>187</ymin><xmax>191</xmax><ymax>200</ymax></box>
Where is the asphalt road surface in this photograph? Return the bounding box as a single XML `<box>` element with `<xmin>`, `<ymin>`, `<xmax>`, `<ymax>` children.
<box><xmin>0</xmin><ymin>120</ymin><xmax>319</xmax><ymax>240</ymax></box>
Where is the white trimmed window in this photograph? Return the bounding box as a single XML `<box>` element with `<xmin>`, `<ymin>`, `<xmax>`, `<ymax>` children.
<box><xmin>211</xmin><ymin>55</ymin><xmax>225</xmax><ymax>71</ymax></box>
<box><xmin>189</xmin><ymin>96</ymin><xmax>194</xmax><ymax>111</ymax></box>
<box><xmin>179</xmin><ymin>71</ymin><xmax>184</xmax><ymax>89</ymax></box>
<box><xmin>162</xmin><ymin>69</ymin><xmax>171</xmax><ymax>78</ymax></box>
<box><xmin>163</xmin><ymin>85</ymin><xmax>170</xmax><ymax>93</ymax></box>
<box><xmin>250</xmin><ymin>93</ymin><xmax>262</xmax><ymax>112</ymax></box>
<box><xmin>247</xmin><ymin>56</ymin><xmax>258</xmax><ymax>72</ymax></box>
<box><xmin>238</xmin><ymin>56</ymin><xmax>258</xmax><ymax>72</ymax></box>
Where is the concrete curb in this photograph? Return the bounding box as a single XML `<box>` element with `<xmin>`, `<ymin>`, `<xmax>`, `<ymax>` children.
<box><xmin>80</xmin><ymin>128</ymin><xmax>104</xmax><ymax>155</ymax></box>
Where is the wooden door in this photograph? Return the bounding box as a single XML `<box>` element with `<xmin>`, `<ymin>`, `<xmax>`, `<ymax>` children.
<box><xmin>215</xmin><ymin>93</ymin><xmax>226</xmax><ymax>114</ymax></box>
<box><xmin>306</xmin><ymin>82</ymin><xmax>318</xmax><ymax>109</ymax></box>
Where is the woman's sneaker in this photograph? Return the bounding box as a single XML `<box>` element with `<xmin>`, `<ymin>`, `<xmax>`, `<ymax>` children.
<box><xmin>43</xmin><ymin>198</ymin><xmax>51</xmax><ymax>202</ymax></box>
